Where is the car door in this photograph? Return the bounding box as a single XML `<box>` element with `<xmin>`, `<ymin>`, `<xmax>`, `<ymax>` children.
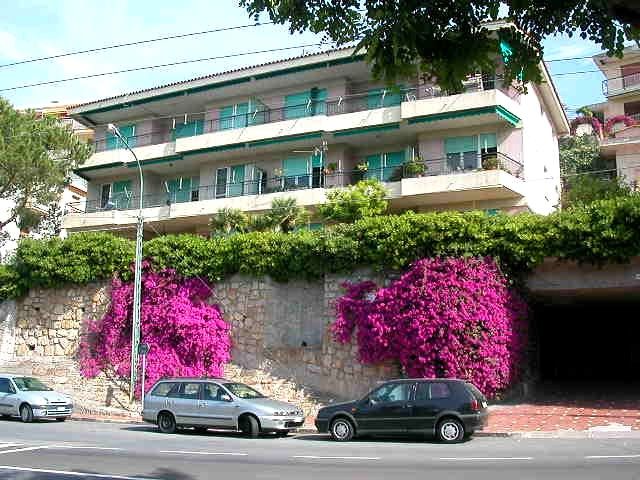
<box><xmin>171</xmin><ymin>382</ymin><xmax>203</xmax><ymax>425</ymax></box>
<box><xmin>199</xmin><ymin>383</ymin><xmax>237</xmax><ymax>429</ymax></box>
<box><xmin>0</xmin><ymin>377</ymin><xmax>13</xmax><ymax>414</ymax></box>
<box><xmin>410</xmin><ymin>381</ymin><xmax>454</xmax><ymax>434</ymax></box>
<box><xmin>354</xmin><ymin>382</ymin><xmax>414</xmax><ymax>433</ymax></box>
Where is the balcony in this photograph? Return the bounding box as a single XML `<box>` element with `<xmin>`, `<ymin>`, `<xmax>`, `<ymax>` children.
<box><xmin>64</xmin><ymin>152</ymin><xmax>523</xmax><ymax>231</ymax></box>
<box><xmin>603</xmin><ymin>72</ymin><xmax>640</xmax><ymax>97</ymax></box>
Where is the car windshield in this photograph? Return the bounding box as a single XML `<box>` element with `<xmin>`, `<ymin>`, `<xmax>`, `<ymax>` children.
<box><xmin>223</xmin><ymin>383</ymin><xmax>265</xmax><ymax>399</ymax></box>
<box><xmin>12</xmin><ymin>377</ymin><xmax>52</xmax><ymax>391</ymax></box>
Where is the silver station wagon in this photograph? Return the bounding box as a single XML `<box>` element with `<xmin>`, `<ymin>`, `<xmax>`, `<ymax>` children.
<box><xmin>0</xmin><ymin>374</ymin><xmax>74</xmax><ymax>423</ymax></box>
<box><xmin>143</xmin><ymin>378</ymin><xmax>305</xmax><ymax>437</ymax></box>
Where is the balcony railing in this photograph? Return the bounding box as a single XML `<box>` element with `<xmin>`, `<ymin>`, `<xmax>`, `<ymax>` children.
<box><xmin>603</xmin><ymin>72</ymin><xmax>640</xmax><ymax>96</ymax></box>
<box><xmin>66</xmin><ymin>152</ymin><xmax>522</xmax><ymax>215</ymax></box>
<box><xmin>92</xmin><ymin>74</ymin><xmax>503</xmax><ymax>153</ymax></box>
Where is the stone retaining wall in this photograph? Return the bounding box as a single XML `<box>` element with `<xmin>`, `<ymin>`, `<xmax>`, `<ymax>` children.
<box><xmin>0</xmin><ymin>270</ymin><xmax>399</xmax><ymax>411</ymax></box>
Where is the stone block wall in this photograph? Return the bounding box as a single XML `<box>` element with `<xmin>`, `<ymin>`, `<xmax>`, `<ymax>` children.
<box><xmin>0</xmin><ymin>269</ymin><xmax>400</xmax><ymax>413</ymax></box>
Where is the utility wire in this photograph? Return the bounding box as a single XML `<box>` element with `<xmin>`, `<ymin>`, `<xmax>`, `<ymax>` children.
<box><xmin>0</xmin><ymin>22</ymin><xmax>275</xmax><ymax>69</ymax></box>
<box><xmin>0</xmin><ymin>42</ymin><xmax>328</xmax><ymax>93</ymax></box>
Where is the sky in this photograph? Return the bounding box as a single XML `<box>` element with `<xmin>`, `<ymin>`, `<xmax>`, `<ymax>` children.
<box><xmin>0</xmin><ymin>0</ymin><xmax>612</xmax><ymax>116</ymax></box>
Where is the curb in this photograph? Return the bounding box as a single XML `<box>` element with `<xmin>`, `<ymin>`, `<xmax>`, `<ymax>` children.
<box><xmin>70</xmin><ymin>415</ymin><xmax>142</xmax><ymax>425</ymax></box>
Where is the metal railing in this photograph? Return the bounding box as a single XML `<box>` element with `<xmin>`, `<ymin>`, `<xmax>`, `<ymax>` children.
<box><xmin>66</xmin><ymin>152</ymin><xmax>523</xmax><ymax>215</ymax></box>
<box><xmin>603</xmin><ymin>72</ymin><xmax>640</xmax><ymax>96</ymax></box>
<box><xmin>92</xmin><ymin>73</ymin><xmax>504</xmax><ymax>152</ymax></box>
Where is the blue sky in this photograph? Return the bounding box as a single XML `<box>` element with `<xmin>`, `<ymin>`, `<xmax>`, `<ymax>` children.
<box><xmin>0</xmin><ymin>0</ymin><xmax>608</xmax><ymax>115</ymax></box>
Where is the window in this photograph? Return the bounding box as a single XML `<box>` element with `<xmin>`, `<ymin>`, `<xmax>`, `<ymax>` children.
<box><xmin>284</xmin><ymin>88</ymin><xmax>327</xmax><ymax>120</ymax></box>
<box><xmin>165</xmin><ymin>177</ymin><xmax>199</xmax><ymax>204</ymax></box>
<box><xmin>215</xmin><ymin>166</ymin><xmax>246</xmax><ymax>198</ymax></box>
<box><xmin>179</xmin><ymin>383</ymin><xmax>201</xmax><ymax>400</ymax></box>
<box><xmin>105</xmin><ymin>124</ymin><xmax>136</xmax><ymax>150</ymax></box>
<box><xmin>415</xmin><ymin>382</ymin><xmax>452</xmax><ymax>401</ymax></box>
<box><xmin>445</xmin><ymin>135</ymin><xmax>479</xmax><ymax>171</ymax></box>
<box><xmin>0</xmin><ymin>378</ymin><xmax>13</xmax><ymax>394</ymax></box>
<box><xmin>369</xmin><ymin>382</ymin><xmax>410</xmax><ymax>403</ymax></box>
<box><xmin>100</xmin><ymin>184</ymin><xmax>112</xmax><ymax>209</ymax></box>
<box><xmin>203</xmin><ymin>383</ymin><xmax>224</xmax><ymax>401</ymax></box>
<box><xmin>282</xmin><ymin>156</ymin><xmax>311</xmax><ymax>189</ymax></box>
<box><xmin>166</xmin><ymin>383</ymin><xmax>183</xmax><ymax>398</ymax></box>
<box><xmin>12</xmin><ymin>377</ymin><xmax>52</xmax><ymax>392</ymax></box>
<box><xmin>151</xmin><ymin>382</ymin><xmax>178</xmax><ymax>397</ymax></box>
<box><xmin>224</xmin><ymin>383</ymin><xmax>265</xmax><ymax>399</ymax></box>
<box><xmin>365</xmin><ymin>151</ymin><xmax>405</xmax><ymax>181</ymax></box>
<box><xmin>173</xmin><ymin>119</ymin><xmax>204</xmax><ymax>139</ymax></box>
<box><xmin>367</xmin><ymin>86</ymin><xmax>404</xmax><ymax>109</ymax></box>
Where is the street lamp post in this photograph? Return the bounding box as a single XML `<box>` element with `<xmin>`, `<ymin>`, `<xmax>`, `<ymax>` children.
<box><xmin>107</xmin><ymin>123</ymin><xmax>143</xmax><ymax>404</ymax></box>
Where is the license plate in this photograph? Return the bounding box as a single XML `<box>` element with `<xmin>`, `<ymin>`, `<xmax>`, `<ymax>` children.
<box><xmin>57</xmin><ymin>406</ymin><xmax>65</xmax><ymax>411</ymax></box>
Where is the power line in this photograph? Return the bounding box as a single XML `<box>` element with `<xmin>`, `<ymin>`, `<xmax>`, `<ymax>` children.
<box><xmin>0</xmin><ymin>42</ymin><xmax>328</xmax><ymax>93</ymax></box>
<box><xmin>0</xmin><ymin>22</ymin><xmax>275</xmax><ymax>69</ymax></box>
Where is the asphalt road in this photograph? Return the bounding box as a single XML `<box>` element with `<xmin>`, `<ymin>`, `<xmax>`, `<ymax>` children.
<box><xmin>1</xmin><ymin>419</ymin><xmax>640</xmax><ymax>479</ymax></box>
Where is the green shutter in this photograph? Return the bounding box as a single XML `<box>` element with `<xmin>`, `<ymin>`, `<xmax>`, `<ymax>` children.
<box><xmin>365</xmin><ymin>154</ymin><xmax>383</xmax><ymax>180</ymax></box>
<box><xmin>367</xmin><ymin>88</ymin><xmax>383</xmax><ymax>109</ymax></box>
<box><xmin>445</xmin><ymin>136</ymin><xmax>478</xmax><ymax>154</ymax></box>
<box><xmin>219</xmin><ymin>105</ymin><xmax>235</xmax><ymax>130</ymax></box>
<box><xmin>311</xmin><ymin>152</ymin><xmax>323</xmax><ymax>168</ymax></box>
<box><xmin>480</xmin><ymin>133</ymin><xmax>497</xmax><ymax>150</ymax></box>
<box><xmin>285</xmin><ymin>91</ymin><xmax>311</xmax><ymax>119</ymax></box>
<box><xmin>112</xmin><ymin>180</ymin><xmax>132</xmax><ymax>209</ymax></box>
<box><xmin>311</xmin><ymin>88</ymin><xmax>327</xmax><ymax>115</ymax></box>
<box><xmin>119</xmin><ymin>125</ymin><xmax>136</xmax><ymax>148</ymax></box>
<box><xmin>173</xmin><ymin>120</ymin><xmax>204</xmax><ymax>139</ymax></box>
<box><xmin>283</xmin><ymin>156</ymin><xmax>309</xmax><ymax>176</ymax></box>
<box><xmin>383</xmin><ymin>151</ymin><xmax>405</xmax><ymax>181</ymax></box>
<box><xmin>235</xmin><ymin>103</ymin><xmax>249</xmax><ymax>128</ymax></box>
<box><xmin>367</xmin><ymin>86</ymin><xmax>403</xmax><ymax>109</ymax></box>
<box><xmin>228</xmin><ymin>165</ymin><xmax>245</xmax><ymax>197</ymax></box>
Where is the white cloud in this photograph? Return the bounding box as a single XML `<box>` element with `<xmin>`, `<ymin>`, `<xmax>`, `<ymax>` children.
<box><xmin>0</xmin><ymin>31</ymin><xmax>22</xmax><ymax>61</ymax></box>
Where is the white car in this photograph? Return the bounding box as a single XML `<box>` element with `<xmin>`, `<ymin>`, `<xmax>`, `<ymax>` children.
<box><xmin>0</xmin><ymin>374</ymin><xmax>74</xmax><ymax>423</ymax></box>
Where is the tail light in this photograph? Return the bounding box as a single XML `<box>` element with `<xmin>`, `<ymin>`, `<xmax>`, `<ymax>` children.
<box><xmin>470</xmin><ymin>398</ymin><xmax>480</xmax><ymax>411</ymax></box>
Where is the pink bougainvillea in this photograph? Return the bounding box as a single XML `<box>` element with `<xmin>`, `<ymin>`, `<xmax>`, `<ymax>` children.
<box><xmin>332</xmin><ymin>257</ymin><xmax>528</xmax><ymax>397</ymax></box>
<box><xmin>79</xmin><ymin>264</ymin><xmax>231</xmax><ymax>396</ymax></box>
<box><xmin>604</xmin><ymin>114</ymin><xmax>637</xmax><ymax>137</ymax></box>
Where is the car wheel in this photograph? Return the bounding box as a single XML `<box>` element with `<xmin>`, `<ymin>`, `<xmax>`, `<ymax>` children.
<box><xmin>329</xmin><ymin>418</ymin><xmax>354</xmax><ymax>442</ymax></box>
<box><xmin>157</xmin><ymin>412</ymin><xmax>177</xmax><ymax>434</ymax></box>
<box><xmin>437</xmin><ymin>418</ymin><xmax>465</xmax><ymax>443</ymax></box>
<box><xmin>193</xmin><ymin>426</ymin><xmax>208</xmax><ymax>434</ymax></box>
<box><xmin>239</xmin><ymin>415</ymin><xmax>260</xmax><ymax>438</ymax></box>
<box><xmin>20</xmin><ymin>404</ymin><xmax>34</xmax><ymax>423</ymax></box>
<box><xmin>276</xmin><ymin>430</ymin><xmax>289</xmax><ymax>437</ymax></box>
<box><xmin>56</xmin><ymin>417</ymin><xmax>67</xmax><ymax>422</ymax></box>
<box><xmin>1</xmin><ymin>414</ymin><xmax>11</xmax><ymax>419</ymax></box>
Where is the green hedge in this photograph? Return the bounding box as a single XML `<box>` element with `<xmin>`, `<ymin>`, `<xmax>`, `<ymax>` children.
<box><xmin>2</xmin><ymin>196</ymin><xmax>640</xmax><ymax>300</ymax></box>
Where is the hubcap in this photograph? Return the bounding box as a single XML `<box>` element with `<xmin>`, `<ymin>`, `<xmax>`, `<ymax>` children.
<box><xmin>333</xmin><ymin>421</ymin><xmax>349</xmax><ymax>439</ymax></box>
<box><xmin>21</xmin><ymin>409</ymin><xmax>27</xmax><ymax>421</ymax></box>
<box><xmin>441</xmin><ymin>422</ymin><xmax>459</xmax><ymax>441</ymax></box>
<box><xmin>160</xmin><ymin>416</ymin><xmax>171</xmax><ymax>429</ymax></box>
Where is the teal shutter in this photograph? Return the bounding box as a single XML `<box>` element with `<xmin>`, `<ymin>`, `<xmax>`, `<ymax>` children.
<box><xmin>445</xmin><ymin>135</ymin><xmax>479</xmax><ymax>171</ymax></box>
<box><xmin>311</xmin><ymin>152</ymin><xmax>323</xmax><ymax>168</ymax></box>
<box><xmin>480</xmin><ymin>133</ymin><xmax>497</xmax><ymax>151</ymax></box>
<box><xmin>228</xmin><ymin>165</ymin><xmax>246</xmax><ymax>197</ymax></box>
<box><xmin>311</xmin><ymin>88</ymin><xmax>327</xmax><ymax>115</ymax></box>
<box><xmin>173</xmin><ymin>120</ymin><xmax>204</xmax><ymax>139</ymax></box>
<box><xmin>384</xmin><ymin>151</ymin><xmax>405</xmax><ymax>181</ymax></box>
<box><xmin>119</xmin><ymin>125</ymin><xmax>136</xmax><ymax>148</ymax></box>
<box><xmin>365</xmin><ymin>154</ymin><xmax>383</xmax><ymax>180</ymax></box>
<box><xmin>235</xmin><ymin>103</ymin><xmax>249</xmax><ymax>128</ymax></box>
<box><xmin>367</xmin><ymin>88</ymin><xmax>383</xmax><ymax>109</ymax></box>
<box><xmin>367</xmin><ymin>86</ymin><xmax>403</xmax><ymax>109</ymax></box>
<box><xmin>445</xmin><ymin>136</ymin><xmax>478</xmax><ymax>154</ymax></box>
<box><xmin>283</xmin><ymin>156</ymin><xmax>310</xmax><ymax>188</ymax></box>
<box><xmin>105</xmin><ymin>132</ymin><xmax>119</xmax><ymax>150</ymax></box>
<box><xmin>248</xmin><ymin>98</ymin><xmax>267</xmax><ymax>126</ymax></box>
<box><xmin>219</xmin><ymin>105</ymin><xmax>235</xmax><ymax>130</ymax></box>
<box><xmin>285</xmin><ymin>91</ymin><xmax>311</xmax><ymax>119</ymax></box>
<box><xmin>112</xmin><ymin>180</ymin><xmax>132</xmax><ymax>209</ymax></box>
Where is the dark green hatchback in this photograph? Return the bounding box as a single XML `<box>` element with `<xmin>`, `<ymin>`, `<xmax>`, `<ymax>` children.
<box><xmin>314</xmin><ymin>379</ymin><xmax>488</xmax><ymax>443</ymax></box>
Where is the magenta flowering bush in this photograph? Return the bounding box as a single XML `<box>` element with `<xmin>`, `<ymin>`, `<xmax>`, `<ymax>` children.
<box><xmin>79</xmin><ymin>263</ymin><xmax>231</xmax><ymax>397</ymax></box>
<box><xmin>332</xmin><ymin>257</ymin><xmax>528</xmax><ymax>397</ymax></box>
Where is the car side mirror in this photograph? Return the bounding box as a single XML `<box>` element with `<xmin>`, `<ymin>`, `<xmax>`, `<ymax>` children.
<box><xmin>8</xmin><ymin>386</ymin><xmax>16</xmax><ymax>394</ymax></box>
<box><xmin>367</xmin><ymin>397</ymin><xmax>377</xmax><ymax>406</ymax></box>
<box><xmin>220</xmin><ymin>393</ymin><xmax>232</xmax><ymax>402</ymax></box>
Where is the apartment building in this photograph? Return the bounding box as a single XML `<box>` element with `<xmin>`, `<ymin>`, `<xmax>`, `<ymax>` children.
<box><xmin>63</xmin><ymin>44</ymin><xmax>568</xmax><ymax>236</ymax></box>
<box><xmin>590</xmin><ymin>45</ymin><xmax>640</xmax><ymax>186</ymax></box>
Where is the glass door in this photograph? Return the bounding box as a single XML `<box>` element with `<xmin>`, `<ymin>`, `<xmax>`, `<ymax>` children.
<box><xmin>215</xmin><ymin>168</ymin><xmax>228</xmax><ymax>198</ymax></box>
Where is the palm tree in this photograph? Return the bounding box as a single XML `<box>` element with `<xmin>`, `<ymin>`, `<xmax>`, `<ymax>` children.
<box><xmin>249</xmin><ymin>197</ymin><xmax>310</xmax><ymax>233</ymax></box>
<box><xmin>209</xmin><ymin>208</ymin><xmax>249</xmax><ymax>236</ymax></box>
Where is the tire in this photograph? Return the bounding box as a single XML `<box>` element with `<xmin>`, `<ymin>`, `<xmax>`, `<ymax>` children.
<box><xmin>19</xmin><ymin>404</ymin><xmax>34</xmax><ymax>423</ymax></box>
<box><xmin>437</xmin><ymin>417</ymin><xmax>465</xmax><ymax>444</ymax></box>
<box><xmin>276</xmin><ymin>430</ymin><xmax>289</xmax><ymax>437</ymax></box>
<box><xmin>239</xmin><ymin>415</ymin><xmax>260</xmax><ymax>438</ymax></box>
<box><xmin>56</xmin><ymin>417</ymin><xmax>67</xmax><ymax>422</ymax></box>
<box><xmin>193</xmin><ymin>426</ymin><xmax>208</xmax><ymax>434</ymax></box>
<box><xmin>1</xmin><ymin>414</ymin><xmax>11</xmax><ymax>419</ymax></box>
<box><xmin>157</xmin><ymin>412</ymin><xmax>177</xmax><ymax>434</ymax></box>
<box><xmin>329</xmin><ymin>417</ymin><xmax>354</xmax><ymax>442</ymax></box>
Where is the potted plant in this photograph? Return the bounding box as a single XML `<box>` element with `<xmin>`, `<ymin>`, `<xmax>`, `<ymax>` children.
<box><xmin>482</xmin><ymin>154</ymin><xmax>498</xmax><ymax>170</ymax></box>
<box><xmin>356</xmin><ymin>162</ymin><xmax>368</xmax><ymax>172</ymax></box>
<box><xmin>273</xmin><ymin>167</ymin><xmax>284</xmax><ymax>177</ymax></box>
<box><xmin>324</xmin><ymin>162</ymin><xmax>338</xmax><ymax>175</ymax></box>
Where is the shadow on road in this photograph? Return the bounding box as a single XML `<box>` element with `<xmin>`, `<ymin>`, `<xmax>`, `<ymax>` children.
<box><xmin>293</xmin><ymin>433</ymin><xmax>461</xmax><ymax>444</ymax></box>
<box><xmin>119</xmin><ymin>425</ymin><xmax>283</xmax><ymax>440</ymax></box>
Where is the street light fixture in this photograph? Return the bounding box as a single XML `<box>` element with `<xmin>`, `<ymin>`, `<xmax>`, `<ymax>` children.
<box><xmin>107</xmin><ymin>123</ymin><xmax>144</xmax><ymax>404</ymax></box>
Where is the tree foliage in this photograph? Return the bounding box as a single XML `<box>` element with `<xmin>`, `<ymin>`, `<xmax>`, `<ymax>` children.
<box><xmin>240</xmin><ymin>0</ymin><xmax>638</xmax><ymax>92</ymax></box>
<box><xmin>562</xmin><ymin>174</ymin><xmax>636</xmax><ymax>209</ymax></box>
<box><xmin>209</xmin><ymin>208</ymin><xmax>249</xmax><ymax>237</ymax></box>
<box><xmin>319</xmin><ymin>179</ymin><xmax>388</xmax><ymax>223</ymax></box>
<box><xmin>3</xmin><ymin>196</ymin><xmax>640</xmax><ymax>300</ymax></box>
<box><xmin>249</xmin><ymin>197</ymin><xmax>310</xmax><ymax>233</ymax></box>
<box><xmin>559</xmin><ymin>135</ymin><xmax>602</xmax><ymax>175</ymax></box>
<box><xmin>0</xmin><ymin>98</ymin><xmax>91</xmax><ymax>231</ymax></box>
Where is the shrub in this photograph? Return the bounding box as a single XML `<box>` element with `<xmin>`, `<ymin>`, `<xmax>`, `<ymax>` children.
<box><xmin>331</xmin><ymin>257</ymin><xmax>529</xmax><ymax>397</ymax></box>
<box><xmin>319</xmin><ymin>179</ymin><xmax>388</xmax><ymax>223</ymax></box>
<box><xmin>79</xmin><ymin>264</ymin><xmax>231</xmax><ymax>396</ymax></box>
